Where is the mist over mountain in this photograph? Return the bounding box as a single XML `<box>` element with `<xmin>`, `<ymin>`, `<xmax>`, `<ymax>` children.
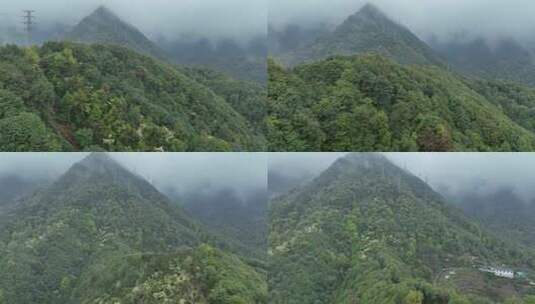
<box><xmin>0</xmin><ymin>0</ymin><xmax>265</xmax><ymax>44</ymax></box>
<box><xmin>273</xmin><ymin>3</ymin><xmax>444</xmax><ymax>66</ymax></box>
<box><xmin>269</xmin><ymin>153</ymin><xmax>535</xmax><ymax>303</ymax></box>
<box><xmin>0</xmin><ymin>153</ymin><xmax>268</xmax><ymax>303</ymax></box>
<box><xmin>0</xmin><ymin>1</ymin><xmax>267</xmax><ymax>83</ymax></box>
<box><xmin>269</xmin><ymin>0</ymin><xmax>535</xmax><ymax>46</ymax></box>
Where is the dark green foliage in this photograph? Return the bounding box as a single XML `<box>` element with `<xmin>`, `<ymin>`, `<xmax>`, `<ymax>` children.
<box><xmin>0</xmin><ymin>154</ymin><xmax>267</xmax><ymax>303</ymax></box>
<box><xmin>269</xmin><ymin>153</ymin><xmax>535</xmax><ymax>303</ymax></box>
<box><xmin>276</xmin><ymin>3</ymin><xmax>444</xmax><ymax>67</ymax></box>
<box><xmin>180</xmin><ymin>66</ymin><xmax>267</xmax><ymax>133</ymax></box>
<box><xmin>0</xmin><ymin>112</ymin><xmax>62</xmax><ymax>151</ymax></box>
<box><xmin>267</xmin><ymin>55</ymin><xmax>535</xmax><ymax>151</ymax></box>
<box><xmin>468</xmin><ymin>80</ymin><xmax>535</xmax><ymax>134</ymax></box>
<box><xmin>0</xmin><ymin>42</ymin><xmax>262</xmax><ymax>151</ymax></box>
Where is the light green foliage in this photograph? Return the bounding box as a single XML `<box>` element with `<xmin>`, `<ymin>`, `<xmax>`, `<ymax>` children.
<box><xmin>0</xmin><ymin>42</ymin><xmax>263</xmax><ymax>151</ymax></box>
<box><xmin>267</xmin><ymin>55</ymin><xmax>535</xmax><ymax>151</ymax></box>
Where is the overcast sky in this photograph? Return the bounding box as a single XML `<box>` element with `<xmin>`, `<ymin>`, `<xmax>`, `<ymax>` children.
<box><xmin>0</xmin><ymin>153</ymin><xmax>266</xmax><ymax>201</ymax></box>
<box><xmin>269</xmin><ymin>153</ymin><xmax>535</xmax><ymax>202</ymax></box>
<box><xmin>0</xmin><ymin>0</ymin><xmax>266</xmax><ymax>42</ymax></box>
<box><xmin>269</xmin><ymin>0</ymin><xmax>535</xmax><ymax>42</ymax></box>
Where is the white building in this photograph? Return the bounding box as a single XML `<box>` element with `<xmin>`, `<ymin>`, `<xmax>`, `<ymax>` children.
<box><xmin>479</xmin><ymin>267</ymin><xmax>514</xmax><ymax>279</ymax></box>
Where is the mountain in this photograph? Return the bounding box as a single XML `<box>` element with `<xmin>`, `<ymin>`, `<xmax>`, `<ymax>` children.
<box><xmin>0</xmin><ymin>41</ymin><xmax>263</xmax><ymax>151</ymax></box>
<box><xmin>162</xmin><ymin>36</ymin><xmax>268</xmax><ymax>84</ymax></box>
<box><xmin>267</xmin><ymin>55</ymin><xmax>535</xmax><ymax>151</ymax></box>
<box><xmin>450</xmin><ymin>187</ymin><xmax>535</xmax><ymax>249</ymax></box>
<box><xmin>0</xmin><ymin>175</ymin><xmax>43</xmax><ymax>207</ymax></box>
<box><xmin>269</xmin><ymin>153</ymin><xmax>535</xmax><ymax>303</ymax></box>
<box><xmin>431</xmin><ymin>36</ymin><xmax>535</xmax><ymax>87</ymax></box>
<box><xmin>182</xmin><ymin>187</ymin><xmax>268</xmax><ymax>259</ymax></box>
<box><xmin>275</xmin><ymin>3</ymin><xmax>444</xmax><ymax>67</ymax></box>
<box><xmin>64</xmin><ymin>6</ymin><xmax>168</xmax><ymax>61</ymax></box>
<box><xmin>0</xmin><ymin>153</ymin><xmax>267</xmax><ymax>303</ymax></box>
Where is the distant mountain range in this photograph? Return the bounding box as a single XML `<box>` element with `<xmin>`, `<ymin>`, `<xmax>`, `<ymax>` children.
<box><xmin>0</xmin><ymin>153</ymin><xmax>267</xmax><ymax>303</ymax></box>
<box><xmin>269</xmin><ymin>153</ymin><xmax>535</xmax><ymax>303</ymax></box>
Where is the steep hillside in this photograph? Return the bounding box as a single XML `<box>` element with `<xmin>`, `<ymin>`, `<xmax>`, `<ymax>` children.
<box><xmin>179</xmin><ymin>66</ymin><xmax>267</xmax><ymax>132</ymax></box>
<box><xmin>0</xmin><ymin>153</ymin><xmax>267</xmax><ymax>303</ymax></box>
<box><xmin>276</xmin><ymin>4</ymin><xmax>444</xmax><ymax>67</ymax></box>
<box><xmin>269</xmin><ymin>153</ymin><xmax>535</xmax><ymax>303</ymax></box>
<box><xmin>0</xmin><ymin>42</ymin><xmax>262</xmax><ymax>151</ymax></box>
<box><xmin>267</xmin><ymin>55</ymin><xmax>535</xmax><ymax>151</ymax></box>
<box><xmin>65</xmin><ymin>6</ymin><xmax>168</xmax><ymax>61</ymax></box>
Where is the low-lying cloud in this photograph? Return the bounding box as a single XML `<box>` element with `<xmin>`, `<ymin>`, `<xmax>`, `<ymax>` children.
<box><xmin>0</xmin><ymin>0</ymin><xmax>266</xmax><ymax>42</ymax></box>
<box><xmin>269</xmin><ymin>0</ymin><xmax>535</xmax><ymax>43</ymax></box>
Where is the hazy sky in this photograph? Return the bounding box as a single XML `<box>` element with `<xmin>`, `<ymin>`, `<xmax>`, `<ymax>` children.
<box><xmin>0</xmin><ymin>153</ymin><xmax>266</xmax><ymax>200</ymax></box>
<box><xmin>0</xmin><ymin>0</ymin><xmax>266</xmax><ymax>42</ymax></box>
<box><xmin>269</xmin><ymin>0</ymin><xmax>535</xmax><ymax>42</ymax></box>
<box><xmin>269</xmin><ymin>153</ymin><xmax>535</xmax><ymax>202</ymax></box>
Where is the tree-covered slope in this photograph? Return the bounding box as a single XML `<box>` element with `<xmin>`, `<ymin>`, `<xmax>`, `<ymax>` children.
<box><xmin>276</xmin><ymin>3</ymin><xmax>444</xmax><ymax>67</ymax></box>
<box><xmin>64</xmin><ymin>6</ymin><xmax>168</xmax><ymax>61</ymax></box>
<box><xmin>269</xmin><ymin>153</ymin><xmax>535</xmax><ymax>303</ymax></box>
<box><xmin>179</xmin><ymin>66</ymin><xmax>267</xmax><ymax>133</ymax></box>
<box><xmin>0</xmin><ymin>41</ymin><xmax>262</xmax><ymax>151</ymax></box>
<box><xmin>0</xmin><ymin>153</ymin><xmax>267</xmax><ymax>303</ymax></box>
<box><xmin>267</xmin><ymin>55</ymin><xmax>535</xmax><ymax>151</ymax></box>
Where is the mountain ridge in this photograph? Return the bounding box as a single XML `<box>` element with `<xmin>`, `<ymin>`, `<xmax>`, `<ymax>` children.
<box><xmin>0</xmin><ymin>153</ymin><xmax>267</xmax><ymax>303</ymax></box>
<box><xmin>275</xmin><ymin>3</ymin><xmax>445</xmax><ymax>67</ymax></box>
<box><xmin>64</xmin><ymin>5</ymin><xmax>168</xmax><ymax>61</ymax></box>
<box><xmin>269</xmin><ymin>153</ymin><xmax>535</xmax><ymax>303</ymax></box>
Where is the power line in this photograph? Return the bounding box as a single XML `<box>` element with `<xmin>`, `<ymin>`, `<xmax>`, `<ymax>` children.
<box><xmin>21</xmin><ymin>9</ymin><xmax>35</xmax><ymax>46</ymax></box>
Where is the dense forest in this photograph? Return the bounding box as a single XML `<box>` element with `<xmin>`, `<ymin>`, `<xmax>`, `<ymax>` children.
<box><xmin>267</xmin><ymin>3</ymin><xmax>535</xmax><ymax>152</ymax></box>
<box><xmin>0</xmin><ymin>42</ymin><xmax>264</xmax><ymax>151</ymax></box>
<box><xmin>269</xmin><ymin>153</ymin><xmax>535</xmax><ymax>303</ymax></box>
<box><xmin>267</xmin><ymin>55</ymin><xmax>535</xmax><ymax>151</ymax></box>
<box><xmin>0</xmin><ymin>154</ymin><xmax>267</xmax><ymax>303</ymax></box>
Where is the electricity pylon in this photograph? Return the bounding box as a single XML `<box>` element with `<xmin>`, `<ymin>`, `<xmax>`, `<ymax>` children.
<box><xmin>21</xmin><ymin>10</ymin><xmax>35</xmax><ymax>46</ymax></box>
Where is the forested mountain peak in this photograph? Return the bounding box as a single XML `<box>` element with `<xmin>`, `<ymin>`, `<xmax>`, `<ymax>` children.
<box><xmin>52</xmin><ymin>152</ymin><xmax>168</xmax><ymax>206</ymax></box>
<box><xmin>270</xmin><ymin>153</ymin><xmax>535</xmax><ymax>303</ymax></box>
<box><xmin>350</xmin><ymin>2</ymin><xmax>389</xmax><ymax>22</ymax></box>
<box><xmin>64</xmin><ymin>6</ymin><xmax>167</xmax><ymax>60</ymax></box>
<box><xmin>275</xmin><ymin>3</ymin><xmax>444</xmax><ymax>66</ymax></box>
